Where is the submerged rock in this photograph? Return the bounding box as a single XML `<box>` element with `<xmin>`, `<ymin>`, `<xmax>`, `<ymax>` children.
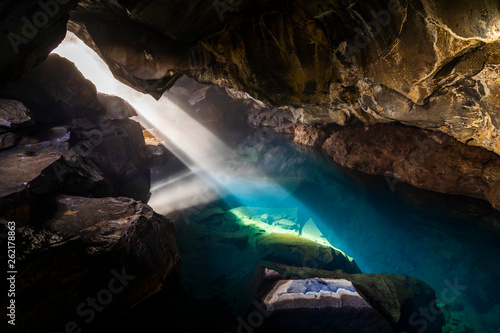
<box><xmin>256</xmin><ymin>233</ymin><xmax>361</xmax><ymax>274</ymax></box>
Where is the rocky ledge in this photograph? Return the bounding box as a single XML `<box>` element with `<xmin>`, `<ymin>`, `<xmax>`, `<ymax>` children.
<box><xmin>0</xmin><ymin>195</ymin><xmax>179</xmax><ymax>332</ymax></box>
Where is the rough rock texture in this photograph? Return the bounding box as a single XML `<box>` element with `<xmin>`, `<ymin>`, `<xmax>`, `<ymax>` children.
<box><xmin>2</xmin><ymin>0</ymin><xmax>498</xmax><ymax>208</ymax></box>
<box><xmin>0</xmin><ymin>54</ymin><xmax>153</xmax><ymax>211</ymax></box>
<box><xmin>259</xmin><ymin>278</ymin><xmax>394</xmax><ymax>333</ymax></box>
<box><xmin>0</xmin><ymin>53</ymin><xmax>104</xmax><ymax>121</ymax></box>
<box><xmin>258</xmin><ymin>263</ymin><xmax>444</xmax><ymax>333</ymax></box>
<box><xmin>63</xmin><ymin>0</ymin><xmax>500</xmax><ymax>157</ymax></box>
<box><xmin>0</xmin><ymin>0</ymin><xmax>79</xmax><ymax>87</ymax></box>
<box><xmin>320</xmin><ymin>123</ymin><xmax>500</xmax><ymax>210</ymax></box>
<box><xmin>0</xmin><ymin>196</ymin><xmax>179</xmax><ymax>333</ymax></box>
<box><xmin>256</xmin><ymin>233</ymin><xmax>361</xmax><ymax>274</ymax></box>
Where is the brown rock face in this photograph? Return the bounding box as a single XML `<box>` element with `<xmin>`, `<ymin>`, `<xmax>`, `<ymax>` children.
<box><xmin>0</xmin><ymin>0</ymin><xmax>79</xmax><ymax>87</ymax></box>
<box><xmin>63</xmin><ymin>0</ymin><xmax>500</xmax><ymax>156</ymax></box>
<box><xmin>321</xmin><ymin>123</ymin><xmax>500</xmax><ymax>209</ymax></box>
<box><xmin>0</xmin><ymin>196</ymin><xmax>179</xmax><ymax>333</ymax></box>
<box><xmin>0</xmin><ymin>54</ymin><xmax>153</xmax><ymax>211</ymax></box>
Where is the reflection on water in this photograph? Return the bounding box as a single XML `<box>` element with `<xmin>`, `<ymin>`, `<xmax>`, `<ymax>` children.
<box><xmin>151</xmin><ymin>124</ymin><xmax>500</xmax><ymax>333</ymax></box>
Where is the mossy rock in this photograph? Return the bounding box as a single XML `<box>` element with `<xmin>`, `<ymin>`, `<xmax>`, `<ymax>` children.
<box><xmin>259</xmin><ymin>262</ymin><xmax>444</xmax><ymax>333</ymax></box>
<box><xmin>256</xmin><ymin>233</ymin><xmax>361</xmax><ymax>274</ymax></box>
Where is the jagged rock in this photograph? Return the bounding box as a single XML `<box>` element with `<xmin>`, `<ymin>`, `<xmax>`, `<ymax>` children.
<box><xmin>0</xmin><ymin>132</ymin><xmax>18</xmax><ymax>150</ymax></box>
<box><xmin>0</xmin><ymin>55</ymin><xmax>152</xmax><ymax>203</ymax></box>
<box><xmin>0</xmin><ymin>196</ymin><xmax>179</xmax><ymax>333</ymax></box>
<box><xmin>247</xmin><ymin>106</ymin><xmax>297</xmax><ymax>134</ymax></box>
<box><xmin>0</xmin><ymin>54</ymin><xmax>104</xmax><ymax>122</ymax></box>
<box><xmin>321</xmin><ymin>123</ymin><xmax>500</xmax><ymax>210</ymax></box>
<box><xmin>142</xmin><ymin>129</ymin><xmax>169</xmax><ymax>167</ymax></box>
<box><xmin>293</xmin><ymin>125</ymin><xmax>328</xmax><ymax>148</ymax></box>
<box><xmin>0</xmin><ymin>0</ymin><xmax>79</xmax><ymax>87</ymax></box>
<box><xmin>0</xmin><ymin>98</ymin><xmax>34</xmax><ymax>129</ymax></box>
<box><xmin>65</xmin><ymin>0</ymin><xmax>500</xmax><ymax>156</ymax></box>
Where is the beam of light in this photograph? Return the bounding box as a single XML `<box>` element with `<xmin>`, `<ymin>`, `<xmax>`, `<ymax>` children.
<box><xmin>51</xmin><ymin>32</ymin><xmax>354</xmax><ymax>264</ymax></box>
<box><xmin>52</xmin><ymin>32</ymin><xmax>235</xmax><ymax>214</ymax></box>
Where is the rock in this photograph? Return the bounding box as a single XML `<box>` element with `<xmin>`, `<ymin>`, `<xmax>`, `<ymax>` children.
<box><xmin>0</xmin><ymin>143</ymin><xmax>66</xmax><ymax>223</ymax></box>
<box><xmin>272</xmin><ymin>218</ymin><xmax>300</xmax><ymax>232</ymax></box>
<box><xmin>321</xmin><ymin>123</ymin><xmax>500</xmax><ymax>210</ymax></box>
<box><xmin>0</xmin><ymin>98</ymin><xmax>34</xmax><ymax>128</ymax></box>
<box><xmin>97</xmin><ymin>93</ymin><xmax>138</xmax><ymax>120</ymax></box>
<box><xmin>0</xmin><ymin>195</ymin><xmax>179</xmax><ymax>332</ymax></box>
<box><xmin>0</xmin><ymin>132</ymin><xmax>18</xmax><ymax>150</ymax></box>
<box><xmin>294</xmin><ymin>125</ymin><xmax>328</xmax><ymax>148</ymax></box>
<box><xmin>256</xmin><ymin>233</ymin><xmax>361</xmax><ymax>274</ymax></box>
<box><xmin>247</xmin><ymin>106</ymin><xmax>297</xmax><ymax>134</ymax></box>
<box><xmin>259</xmin><ymin>278</ymin><xmax>394</xmax><ymax>333</ymax></box>
<box><xmin>259</xmin><ymin>263</ymin><xmax>444</xmax><ymax>333</ymax></box>
<box><xmin>81</xmin><ymin>118</ymin><xmax>151</xmax><ymax>202</ymax></box>
<box><xmin>0</xmin><ymin>0</ymin><xmax>79</xmax><ymax>87</ymax></box>
<box><xmin>68</xmin><ymin>5</ymin><xmax>187</xmax><ymax>98</ymax></box>
<box><xmin>0</xmin><ymin>54</ymin><xmax>104</xmax><ymax>122</ymax></box>
<box><xmin>142</xmin><ymin>129</ymin><xmax>169</xmax><ymax>167</ymax></box>
<box><xmin>64</xmin><ymin>0</ymin><xmax>500</xmax><ymax>155</ymax></box>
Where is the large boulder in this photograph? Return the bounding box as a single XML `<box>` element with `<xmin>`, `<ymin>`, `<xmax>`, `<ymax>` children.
<box><xmin>254</xmin><ymin>263</ymin><xmax>444</xmax><ymax>333</ymax></box>
<box><xmin>0</xmin><ymin>195</ymin><xmax>179</xmax><ymax>332</ymax></box>
<box><xmin>321</xmin><ymin>123</ymin><xmax>500</xmax><ymax>210</ymax></box>
<box><xmin>256</xmin><ymin>233</ymin><xmax>361</xmax><ymax>274</ymax></box>
<box><xmin>0</xmin><ymin>55</ymin><xmax>153</xmax><ymax>205</ymax></box>
<box><xmin>0</xmin><ymin>0</ymin><xmax>79</xmax><ymax>88</ymax></box>
<box><xmin>259</xmin><ymin>277</ymin><xmax>394</xmax><ymax>333</ymax></box>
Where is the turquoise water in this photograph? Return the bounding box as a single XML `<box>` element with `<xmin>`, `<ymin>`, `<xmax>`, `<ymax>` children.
<box><xmin>153</xmin><ymin>124</ymin><xmax>500</xmax><ymax>332</ymax></box>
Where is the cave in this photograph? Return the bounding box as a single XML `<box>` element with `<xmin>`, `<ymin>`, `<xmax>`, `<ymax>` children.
<box><xmin>1</xmin><ymin>1</ymin><xmax>500</xmax><ymax>332</ymax></box>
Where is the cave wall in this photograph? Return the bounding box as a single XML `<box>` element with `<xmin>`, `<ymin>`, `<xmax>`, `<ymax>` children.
<box><xmin>62</xmin><ymin>0</ymin><xmax>500</xmax><ymax>157</ymax></box>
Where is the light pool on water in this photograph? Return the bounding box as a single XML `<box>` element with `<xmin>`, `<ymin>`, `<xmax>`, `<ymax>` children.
<box><xmin>151</xmin><ymin>124</ymin><xmax>500</xmax><ymax>333</ymax></box>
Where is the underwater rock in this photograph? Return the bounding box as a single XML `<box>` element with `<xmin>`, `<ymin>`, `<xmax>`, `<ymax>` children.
<box><xmin>272</xmin><ymin>218</ymin><xmax>300</xmax><ymax>232</ymax></box>
<box><xmin>256</xmin><ymin>233</ymin><xmax>361</xmax><ymax>274</ymax></box>
<box><xmin>0</xmin><ymin>196</ymin><xmax>179</xmax><ymax>332</ymax></box>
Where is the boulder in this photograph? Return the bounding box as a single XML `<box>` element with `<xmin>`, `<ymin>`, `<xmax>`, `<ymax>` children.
<box><xmin>259</xmin><ymin>277</ymin><xmax>394</xmax><ymax>333</ymax></box>
<box><xmin>0</xmin><ymin>54</ymin><xmax>104</xmax><ymax>122</ymax></box>
<box><xmin>257</xmin><ymin>263</ymin><xmax>444</xmax><ymax>333</ymax></box>
<box><xmin>0</xmin><ymin>0</ymin><xmax>79</xmax><ymax>87</ymax></box>
<box><xmin>0</xmin><ymin>195</ymin><xmax>179</xmax><ymax>332</ymax></box>
<box><xmin>256</xmin><ymin>233</ymin><xmax>361</xmax><ymax>274</ymax></box>
<box><xmin>321</xmin><ymin>123</ymin><xmax>500</xmax><ymax>210</ymax></box>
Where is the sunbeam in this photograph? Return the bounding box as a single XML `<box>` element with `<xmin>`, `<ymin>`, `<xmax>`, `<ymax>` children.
<box><xmin>53</xmin><ymin>32</ymin><xmax>235</xmax><ymax>214</ymax></box>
